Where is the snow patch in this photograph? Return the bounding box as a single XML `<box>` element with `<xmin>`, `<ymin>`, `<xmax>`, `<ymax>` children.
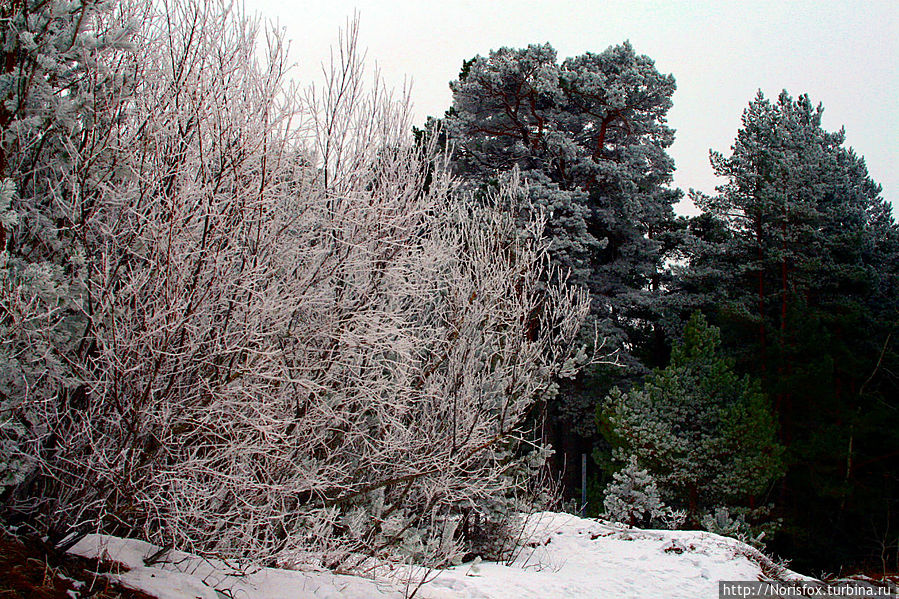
<box><xmin>69</xmin><ymin>512</ymin><xmax>807</xmax><ymax>599</ymax></box>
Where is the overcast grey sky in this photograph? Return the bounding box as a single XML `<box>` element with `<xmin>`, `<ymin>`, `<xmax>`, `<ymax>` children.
<box><xmin>246</xmin><ymin>0</ymin><xmax>898</xmax><ymax>216</ymax></box>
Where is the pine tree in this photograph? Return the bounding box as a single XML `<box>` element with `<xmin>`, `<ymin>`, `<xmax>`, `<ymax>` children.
<box><xmin>443</xmin><ymin>42</ymin><xmax>681</xmax><ymax>451</ymax></box>
<box><xmin>602</xmin><ymin>455</ymin><xmax>684</xmax><ymax>529</ymax></box>
<box><xmin>684</xmin><ymin>90</ymin><xmax>899</xmax><ymax>570</ymax></box>
<box><xmin>599</xmin><ymin>312</ymin><xmax>783</xmax><ymax>524</ymax></box>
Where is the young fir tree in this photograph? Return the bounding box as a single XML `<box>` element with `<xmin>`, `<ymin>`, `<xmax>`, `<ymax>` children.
<box><xmin>602</xmin><ymin>455</ymin><xmax>683</xmax><ymax>529</ymax></box>
<box><xmin>683</xmin><ymin>90</ymin><xmax>899</xmax><ymax>570</ymax></box>
<box><xmin>599</xmin><ymin>312</ymin><xmax>783</xmax><ymax>525</ymax></box>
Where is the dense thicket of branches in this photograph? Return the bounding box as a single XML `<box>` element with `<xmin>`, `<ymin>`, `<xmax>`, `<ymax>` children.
<box><xmin>0</xmin><ymin>1</ymin><xmax>592</xmax><ymax>568</ymax></box>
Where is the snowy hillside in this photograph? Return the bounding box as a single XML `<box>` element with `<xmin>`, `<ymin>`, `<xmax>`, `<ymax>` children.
<box><xmin>69</xmin><ymin>512</ymin><xmax>808</xmax><ymax>599</ymax></box>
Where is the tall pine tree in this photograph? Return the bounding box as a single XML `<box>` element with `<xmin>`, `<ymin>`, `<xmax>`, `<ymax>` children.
<box><xmin>685</xmin><ymin>91</ymin><xmax>899</xmax><ymax>571</ymax></box>
<box><xmin>443</xmin><ymin>41</ymin><xmax>680</xmax><ymax>443</ymax></box>
<box><xmin>441</xmin><ymin>41</ymin><xmax>682</xmax><ymax>496</ymax></box>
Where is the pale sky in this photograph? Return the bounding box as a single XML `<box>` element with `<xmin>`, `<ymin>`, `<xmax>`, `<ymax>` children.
<box><xmin>246</xmin><ymin>0</ymin><xmax>898</xmax><ymax>216</ymax></box>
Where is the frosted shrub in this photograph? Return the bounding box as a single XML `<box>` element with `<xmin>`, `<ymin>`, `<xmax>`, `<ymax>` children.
<box><xmin>0</xmin><ymin>1</ymin><xmax>594</xmax><ymax>570</ymax></box>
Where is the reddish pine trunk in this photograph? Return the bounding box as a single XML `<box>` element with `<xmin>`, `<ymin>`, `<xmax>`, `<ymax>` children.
<box><xmin>756</xmin><ymin>214</ymin><xmax>767</xmax><ymax>372</ymax></box>
<box><xmin>592</xmin><ymin>113</ymin><xmax>616</xmax><ymax>162</ymax></box>
<box><xmin>778</xmin><ymin>216</ymin><xmax>791</xmax><ymax>438</ymax></box>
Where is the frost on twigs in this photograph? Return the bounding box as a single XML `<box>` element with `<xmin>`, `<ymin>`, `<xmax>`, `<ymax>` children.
<box><xmin>0</xmin><ymin>1</ymin><xmax>593</xmax><ymax>571</ymax></box>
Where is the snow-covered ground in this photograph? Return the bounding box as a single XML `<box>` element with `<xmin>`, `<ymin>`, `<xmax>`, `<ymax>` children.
<box><xmin>69</xmin><ymin>512</ymin><xmax>808</xmax><ymax>599</ymax></box>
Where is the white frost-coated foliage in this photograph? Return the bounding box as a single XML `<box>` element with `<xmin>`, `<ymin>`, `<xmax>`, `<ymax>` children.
<box><xmin>0</xmin><ymin>1</ymin><xmax>591</xmax><ymax>568</ymax></box>
<box><xmin>701</xmin><ymin>508</ymin><xmax>761</xmax><ymax>549</ymax></box>
<box><xmin>701</xmin><ymin>507</ymin><xmax>776</xmax><ymax>550</ymax></box>
<box><xmin>602</xmin><ymin>457</ymin><xmax>684</xmax><ymax>530</ymax></box>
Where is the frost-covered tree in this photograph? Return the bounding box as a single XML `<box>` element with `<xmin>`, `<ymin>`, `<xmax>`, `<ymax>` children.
<box><xmin>0</xmin><ymin>2</ymin><xmax>593</xmax><ymax>569</ymax></box>
<box><xmin>443</xmin><ymin>42</ymin><xmax>681</xmax><ymax>443</ymax></box>
<box><xmin>599</xmin><ymin>312</ymin><xmax>783</xmax><ymax>524</ymax></box>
